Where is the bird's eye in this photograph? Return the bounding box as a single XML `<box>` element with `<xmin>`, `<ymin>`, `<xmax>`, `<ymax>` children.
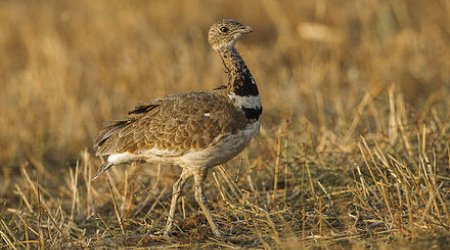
<box><xmin>219</xmin><ymin>26</ymin><xmax>229</xmax><ymax>33</ymax></box>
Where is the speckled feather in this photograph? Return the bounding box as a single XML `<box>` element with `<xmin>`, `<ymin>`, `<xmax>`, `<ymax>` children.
<box><xmin>93</xmin><ymin>90</ymin><xmax>248</xmax><ymax>158</ymax></box>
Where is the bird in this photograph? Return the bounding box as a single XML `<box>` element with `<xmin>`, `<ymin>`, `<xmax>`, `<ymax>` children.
<box><xmin>92</xmin><ymin>19</ymin><xmax>262</xmax><ymax>238</ymax></box>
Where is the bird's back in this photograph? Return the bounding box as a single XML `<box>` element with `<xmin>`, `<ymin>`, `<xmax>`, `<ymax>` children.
<box><xmin>94</xmin><ymin>90</ymin><xmax>255</xmax><ymax>167</ymax></box>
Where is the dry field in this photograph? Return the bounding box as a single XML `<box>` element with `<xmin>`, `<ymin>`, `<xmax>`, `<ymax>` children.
<box><xmin>0</xmin><ymin>0</ymin><xmax>449</xmax><ymax>249</ymax></box>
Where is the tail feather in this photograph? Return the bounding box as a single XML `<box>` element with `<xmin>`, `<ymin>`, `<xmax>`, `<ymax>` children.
<box><xmin>91</xmin><ymin>162</ymin><xmax>114</xmax><ymax>181</ymax></box>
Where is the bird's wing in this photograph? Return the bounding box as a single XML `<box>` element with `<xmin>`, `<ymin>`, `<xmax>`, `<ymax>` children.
<box><xmin>93</xmin><ymin>91</ymin><xmax>247</xmax><ymax>157</ymax></box>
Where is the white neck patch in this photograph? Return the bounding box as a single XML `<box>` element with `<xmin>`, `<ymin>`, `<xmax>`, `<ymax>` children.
<box><xmin>228</xmin><ymin>93</ymin><xmax>262</xmax><ymax>109</ymax></box>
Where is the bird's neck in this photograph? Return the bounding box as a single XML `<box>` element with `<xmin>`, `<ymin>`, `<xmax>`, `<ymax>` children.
<box><xmin>218</xmin><ymin>47</ymin><xmax>262</xmax><ymax>120</ymax></box>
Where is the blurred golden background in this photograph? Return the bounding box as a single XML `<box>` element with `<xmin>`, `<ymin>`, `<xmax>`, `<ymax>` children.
<box><xmin>0</xmin><ymin>1</ymin><xmax>449</xmax><ymax>248</ymax></box>
<box><xmin>0</xmin><ymin>0</ymin><xmax>448</xmax><ymax>166</ymax></box>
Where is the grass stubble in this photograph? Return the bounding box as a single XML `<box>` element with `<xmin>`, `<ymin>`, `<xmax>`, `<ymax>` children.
<box><xmin>0</xmin><ymin>0</ymin><xmax>449</xmax><ymax>249</ymax></box>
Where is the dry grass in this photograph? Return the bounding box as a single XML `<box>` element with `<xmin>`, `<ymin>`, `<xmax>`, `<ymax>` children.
<box><xmin>0</xmin><ymin>0</ymin><xmax>449</xmax><ymax>248</ymax></box>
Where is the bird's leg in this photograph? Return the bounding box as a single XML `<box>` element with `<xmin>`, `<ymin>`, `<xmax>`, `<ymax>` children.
<box><xmin>193</xmin><ymin>169</ymin><xmax>221</xmax><ymax>238</ymax></box>
<box><xmin>164</xmin><ymin>169</ymin><xmax>192</xmax><ymax>237</ymax></box>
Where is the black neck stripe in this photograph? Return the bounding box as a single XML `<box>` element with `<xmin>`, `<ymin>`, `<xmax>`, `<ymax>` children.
<box><xmin>242</xmin><ymin>107</ymin><xmax>262</xmax><ymax>120</ymax></box>
<box><xmin>233</xmin><ymin>74</ymin><xmax>259</xmax><ymax>96</ymax></box>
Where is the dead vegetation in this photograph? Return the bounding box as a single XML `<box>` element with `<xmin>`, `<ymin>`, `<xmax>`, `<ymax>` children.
<box><xmin>0</xmin><ymin>0</ymin><xmax>449</xmax><ymax>248</ymax></box>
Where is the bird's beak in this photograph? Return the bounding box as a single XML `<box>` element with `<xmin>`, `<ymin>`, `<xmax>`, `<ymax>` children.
<box><xmin>239</xmin><ymin>25</ymin><xmax>254</xmax><ymax>34</ymax></box>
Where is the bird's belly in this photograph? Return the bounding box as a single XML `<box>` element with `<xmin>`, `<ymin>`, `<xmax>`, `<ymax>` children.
<box><xmin>180</xmin><ymin>121</ymin><xmax>260</xmax><ymax>169</ymax></box>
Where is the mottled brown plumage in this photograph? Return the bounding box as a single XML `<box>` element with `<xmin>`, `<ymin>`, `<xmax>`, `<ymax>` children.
<box><xmin>93</xmin><ymin>19</ymin><xmax>262</xmax><ymax>238</ymax></box>
<box><xmin>94</xmin><ymin>91</ymin><xmax>248</xmax><ymax>157</ymax></box>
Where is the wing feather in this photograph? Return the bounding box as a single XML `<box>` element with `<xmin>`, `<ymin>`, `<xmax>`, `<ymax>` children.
<box><xmin>93</xmin><ymin>91</ymin><xmax>248</xmax><ymax>158</ymax></box>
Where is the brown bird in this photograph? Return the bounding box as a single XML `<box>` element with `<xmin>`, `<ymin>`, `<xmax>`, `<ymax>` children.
<box><xmin>93</xmin><ymin>19</ymin><xmax>262</xmax><ymax>238</ymax></box>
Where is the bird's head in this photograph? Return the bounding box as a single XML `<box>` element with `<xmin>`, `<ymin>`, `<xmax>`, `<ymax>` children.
<box><xmin>208</xmin><ymin>19</ymin><xmax>253</xmax><ymax>52</ymax></box>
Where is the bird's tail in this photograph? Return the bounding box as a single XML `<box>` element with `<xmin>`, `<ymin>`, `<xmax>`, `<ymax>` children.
<box><xmin>91</xmin><ymin>162</ymin><xmax>114</xmax><ymax>181</ymax></box>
